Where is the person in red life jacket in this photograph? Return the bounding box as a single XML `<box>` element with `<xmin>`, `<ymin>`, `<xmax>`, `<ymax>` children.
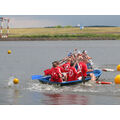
<box><xmin>77</xmin><ymin>56</ymin><xmax>96</xmax><ymax>84</ymax></box>
<box><xmin>44</xmin><ymin>57</ymin><xmax>67</xmax><ymax>76</ymax></box>
<box><xmin>82</xmin><ymin>58</ymin><xmax>96</xmax><ymax>81</ymax></box>
<box><xmin>55</xmin><ymin>61</ymin><xmax>64</xmax><ymax>72</ymax></box>
<box><xmin>61</xmin><ymin>58</ymin><xmax>71</xmax><ymax>73</ymax></box>
<box><xmin>50</xmin><ymin>61</ymin><xmax>63</xmax><ymax>83</ymax></box>
<box><xmin>55</xmin><ymin>60</ymin><xmax>68</xmax><ymax>81</ymax></box>
<box><xmin>67</xmin><ymin>61</ymin><xmax>81</xmax><ymax>81</ymax></box>
<box><xmin>78</xmin><ymin>58</ymin><xmax>88</xmax><ymax>77</ymax></box>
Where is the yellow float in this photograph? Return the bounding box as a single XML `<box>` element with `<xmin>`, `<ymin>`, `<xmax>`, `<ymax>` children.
<box><xmin>117</xmin><ymin>64</ymin><xmax>120</xmax><ymax>71</ymax></box>
<box><xmin>13</xmin><ymin>78</ymin><xmax>19</xmax><ymax>84</ymax></box>
<box><xmin>114</xmin><ymin>74</ymin><xmax>120</xmax><ymax>84</ymax></box>
<box><xmin>8</xmin><ymin>50</ymin><xmax>11</xmax><ymax>54</ymax></box>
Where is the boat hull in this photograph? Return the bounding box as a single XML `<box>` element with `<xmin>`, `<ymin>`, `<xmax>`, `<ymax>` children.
<box><xmin>38</xmin><ymin>69</ymin><xmax>102</xmax><ymax>86</ymax></box>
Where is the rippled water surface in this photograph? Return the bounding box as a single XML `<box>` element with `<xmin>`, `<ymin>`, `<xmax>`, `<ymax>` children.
<box><xmin>0</xmin><ymin>40</ymin><xmax>120</xmax><ymax>105</ymax></box>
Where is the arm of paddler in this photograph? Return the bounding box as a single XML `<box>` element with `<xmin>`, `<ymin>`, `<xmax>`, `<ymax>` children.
<box><xmin>87</xmin><ymin>69</ymin><xmax>94</xmax><ymax>72</ymax></box>
<box><xmin>59</xmin><ymin>56</ymin><xmax>68</xmax><ymax>64</ymax></box>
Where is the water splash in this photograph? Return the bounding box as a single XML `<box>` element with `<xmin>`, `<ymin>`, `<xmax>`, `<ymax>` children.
<box><xmin>27</xmin><ymin>81</ymin><xmax>99</xmax><ymax>94</ymax></box>
<box><xmin>8</xmin><ymin>76</ymin><xmax>15</xmax><ymax>87</ymax></box>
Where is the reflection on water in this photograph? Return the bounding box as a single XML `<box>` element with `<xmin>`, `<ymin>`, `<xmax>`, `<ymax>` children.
<box><xmin>43</xmin><ymin>93</ymin><xmax>88</xmax><ymax>105</ymax></box>
<box><xmin>13</xmin><ymin>89</ymin><xmax>20</xmax><ymax>104</ymax></box>
<box><xmin>6</xmin><ymin>88</ymin><xmax>21</xmax><ymax>105</ymax></box>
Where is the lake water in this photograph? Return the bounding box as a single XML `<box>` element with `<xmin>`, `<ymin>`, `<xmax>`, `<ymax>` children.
<box><xmin>0</xmin><ymin>40</ymin><xmax>120</xmax><ymax>105</ymax></box>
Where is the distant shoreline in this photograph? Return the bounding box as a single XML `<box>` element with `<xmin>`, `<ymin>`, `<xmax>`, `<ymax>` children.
<box><xmin>0</xmin><ymin>37</ymin><xmax>117</xmax><ymax>41</ymax></box>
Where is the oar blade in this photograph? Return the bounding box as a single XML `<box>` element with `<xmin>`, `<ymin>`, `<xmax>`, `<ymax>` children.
<box><xmin>96</xmin><ymin>81</ymin><xmax>112</xmax><ymax>84</ymax></box>
<box><xmin>102</xmin><ymin>68</ymin><xmax>115</xmax><ymax>72</ymax></box>
<box><xmin>32</xmin><ymin>75</ymin><xmax>43</xmax><ymax>80</ymax></box>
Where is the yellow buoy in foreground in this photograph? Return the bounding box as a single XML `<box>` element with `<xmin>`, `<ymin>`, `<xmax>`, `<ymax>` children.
<box><xmin>13</xmin><ymin>78</ymin><xmax>19</xmax><ymax>84</ymax></box>
<box><xmin>114</xmin><ymin>74</ymin><xmax>120</xmax><ymax>84</ymax></box>
<box><xmin>8</xmin><ymin>50</ymin><xmax>12</xmax><ymax>54</ymax></box>
<box><xmin>117</xmin><ymin>64</ymin><xmax>120</xmax><ymax>71</ymax></box>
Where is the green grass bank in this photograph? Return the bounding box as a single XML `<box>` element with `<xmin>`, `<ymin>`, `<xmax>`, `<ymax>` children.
<box><xmin>2</xmin><ymin>27</ymin><xmax>120</xmax><ymax>40</ymax></box>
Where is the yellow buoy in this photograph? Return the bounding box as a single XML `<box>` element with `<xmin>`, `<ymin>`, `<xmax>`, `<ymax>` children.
<box><xmin>13</xmin><ymin>78</ymin><xmax>19</xmax><ymax>84</ymax></box>
<box><xmin>8</xmin><ymin>50</ymin><xmax>11</xmax><ymax>54</ymax></box>
<box><xmin>117</xmin><ymin>64</ymin><xmax>120</xmax><ymax>71</ymax></box>
<box><xmin>114</xmin><ymin>74</ymin><xmax>120</xmax><ymax>84</ymax></box>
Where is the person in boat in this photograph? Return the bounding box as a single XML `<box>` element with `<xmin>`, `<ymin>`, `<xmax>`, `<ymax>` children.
<box><xmin>50</xmin><ymin>61</ymin><xmax>63</xmax><ymax>83</ymax></box>
<box><xmin>67</xmin><ymin>61</ymin><xmax>81</xmax><ymax>81</ymax></box>
<box><xmin>81</xmin><ymin>50</ymin><xmax>93</xmax><ymax>69</ymax></box>
<box><xmin>73</xmin><ymin>48</ymin><xmax>81</xmax><ymax>56</ymax></box>
<box><xmin>75</xmin><ymin>51</ymin><xmax>82</xmax><ymax>70</ymax></box>
<box><xmin>77</xmin><ymin>55</ymin><xmax>96</xmax><ymax>83</ymax></box>
<box><xmin>76</xmin><ymin>56</ymin><xmax>88</xmax><ymax>83</ymax></box>
<box><xmin>44</xmin><ymin>56</ymin><xmax>67</xmax><ymax>76</ymax></box>
<box><xmin>84</xmin><ymin>59</ymin><xmax>96</xmax><ymax>82</ymax></box>
<box><xmin>56</xmin><ymin>60</ymin><xmax>67</xmax><ymax>81</ymax></box>
<box><xmin>67</xmin><ymin>49</ymin><xmax>79</xmax><ymax>62</ymax></box>
<box><xmin>57</xmin><ymin>58</ymin><xmax>72</xmax><ymax>81</ymax></box>
<box><xmin>61</xmin><ymin>58</ymin><xmax>71</xmax><ymax>73</ymax></box>
<box><xmin>82</xmin><ymin>50</ymin><xmax>92</xmax><ymax>60</ymax></box>
<box><xmin>68</xmin><ymin>49</ymin><xmax>82</xmax><ymax>64</ymax></box>
<box><xmin>68</xmin><ymin>52</ymin><xmax>72</xmax><ymax>57</ymax></box>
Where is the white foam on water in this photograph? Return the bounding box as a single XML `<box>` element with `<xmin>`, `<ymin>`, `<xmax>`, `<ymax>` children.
<box><xmin>8</xmin><ymin>76</ymin><xmax>14</xmax><ymax>87</ymax></box>
<box><xmin>27</xmin><ymin>82</ymin><xmax>60</xmax><ymax>93</ymax></box>
<box><xmin>27</xmin><ymin>81</ymin><xmax>99</xmax><ymax>94</ymax></box>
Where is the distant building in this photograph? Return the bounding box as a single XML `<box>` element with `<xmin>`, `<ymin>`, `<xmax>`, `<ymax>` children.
<box><xmin>77</xmin><ymin>24</ymin><xmax>84</xmax><ymax>29</ymax></box>
<box><xmin>80</xmin><ymin>26</ymin><xmax>84</xmax><ymax>30</ymax></box>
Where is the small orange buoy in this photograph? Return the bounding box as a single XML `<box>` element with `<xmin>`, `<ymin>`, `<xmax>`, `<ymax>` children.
<box><xmin>114</xmin><ymin>74</ymin><xmax>120</xmax><ymax>84</ymax></box>
<box><xmin>13</xmin><ymin>78</ymin><xmax>19</xmax><ymax>84</ymax></box>
<box><xmin>8</xmin><ymin>50</ymin><xmax>11</xmax><ymax>54</ymax></box>
<box><xmin>117</xmin><ymin>65</ymin><xmax>120</xmax><ymax>71</ymax></box>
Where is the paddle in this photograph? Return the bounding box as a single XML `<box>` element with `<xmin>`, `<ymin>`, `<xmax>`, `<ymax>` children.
<box><xmin>96</xmin><ymin>81</ymin><xmax>112</xmax><ymax>84</ymax></box>
<box><xmin>82</xmin><ymin>76</ymin><xmax>86</xmax><ymax>84</ymax></box>
<box><xmin>102</xmin><ymin>68</ymin><xmax>115</xmax><ymax>72</ymax></box>
<box><xmin>32</xmin><ymin>75</ymin><xmax>43</xmax><ymax>80</ymax></box>
<box><xmin>32</xmin><ymin>75</ymin><xmax>51</xmax><ymax>80</ymax></box>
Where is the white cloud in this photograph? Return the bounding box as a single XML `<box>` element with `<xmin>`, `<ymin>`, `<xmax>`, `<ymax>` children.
<box><xmin>9</xmin><ymin>17</ymin><xmax>61</xmax><ymax>28</ymax></box>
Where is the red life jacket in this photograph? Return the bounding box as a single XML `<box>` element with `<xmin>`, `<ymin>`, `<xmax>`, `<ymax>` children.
<box><xmin>67</xmin><ymin>67</ymin><xmax>78</xmax><ymax>81</ymax></box>
<box><xmin>78</xmin><ymin>62</ymin><xmax>88</xmax><ymax>77</ymax></box>
<box><xmin>62</xmin><ymin>62</ymin><xmax>70</xmax><ymax>72</ymax></box>
<box><xmin>44</xmin><ymin>69</ymin><xmax>51</xmax><ymax>75</ymax></box>
<box><xmin>50</xmin><ymin>67</ymin><xmax>62</xmax><ymax>82</ymax></box>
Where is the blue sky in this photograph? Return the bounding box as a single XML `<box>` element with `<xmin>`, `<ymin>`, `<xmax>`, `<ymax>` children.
<box><xmin>1</xmin><ymin>15</ymin><xmax>120</xmax><ymax>28</ymax></box>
